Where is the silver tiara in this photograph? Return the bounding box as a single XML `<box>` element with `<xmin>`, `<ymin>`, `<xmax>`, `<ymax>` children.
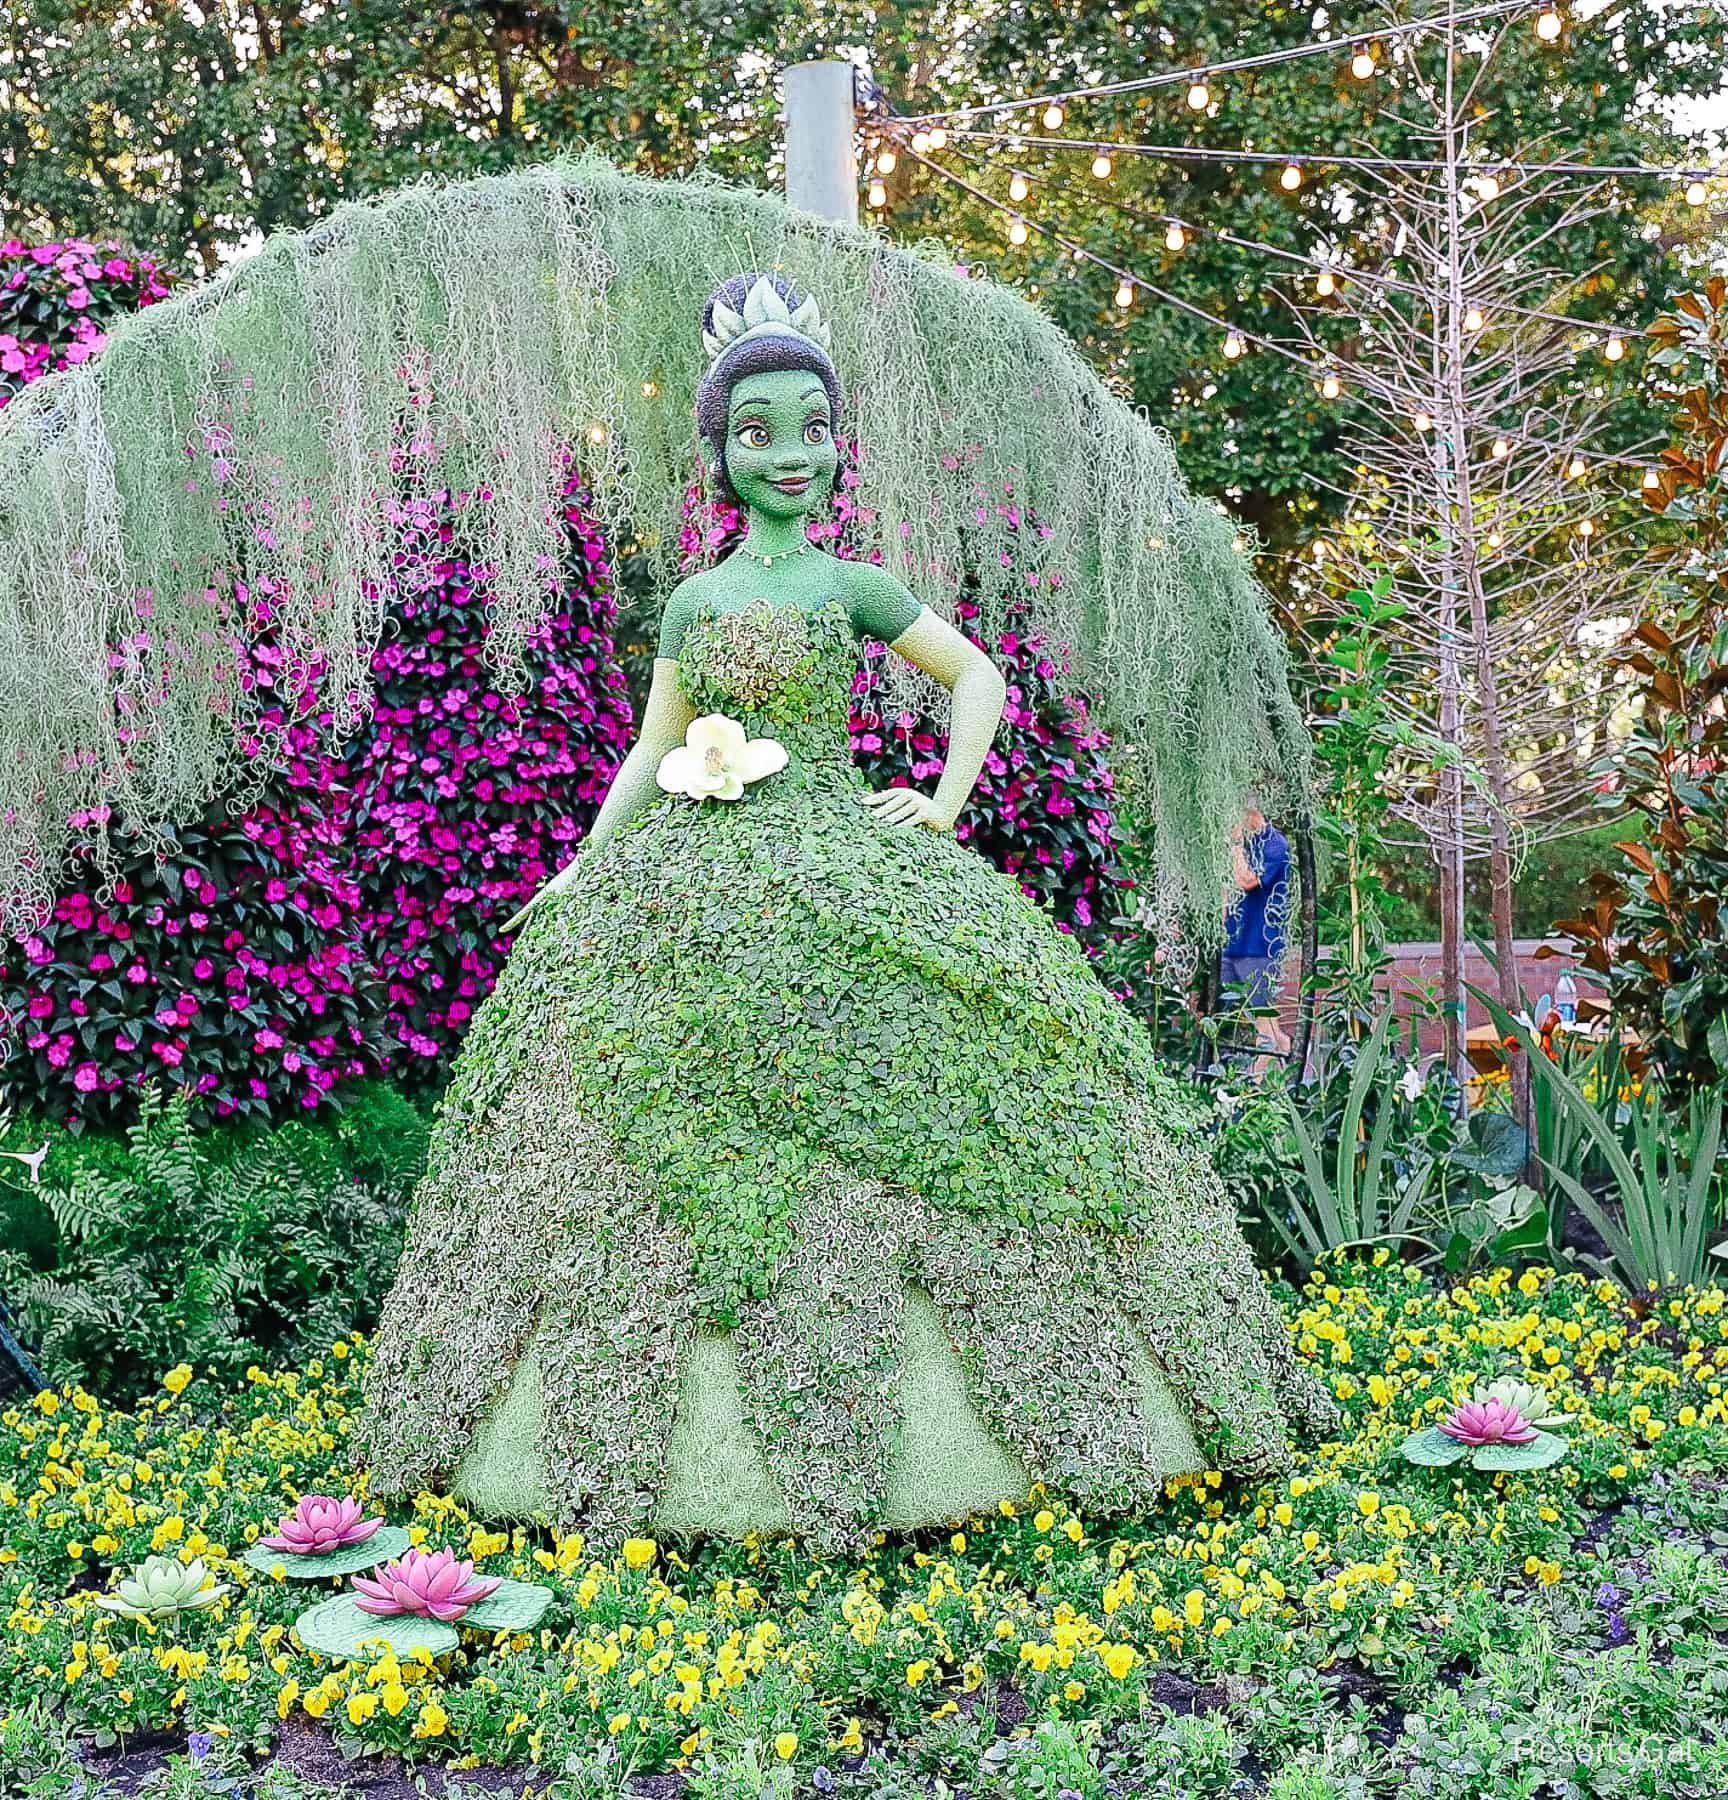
<box><xmin>701</xmin><ymin>275</ymin><xmax>833</xmax><ymax>364</ymax></box>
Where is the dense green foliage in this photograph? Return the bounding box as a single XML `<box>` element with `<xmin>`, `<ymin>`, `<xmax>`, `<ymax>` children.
<box><xmin>0</xmin><ymin>1083</ymin><xmax>427</xmax><ymax>1400</ymax></box>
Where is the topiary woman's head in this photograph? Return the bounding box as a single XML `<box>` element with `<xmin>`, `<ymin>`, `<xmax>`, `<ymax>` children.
<box><xmin>695</xmin><ymin>274</ymin><xmax>841</xmax><ymax>516</ymax></box>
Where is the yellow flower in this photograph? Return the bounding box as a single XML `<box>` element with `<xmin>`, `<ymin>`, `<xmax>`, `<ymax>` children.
<box><xmin>346</xmin><ymin>1692</ymin><xmax>379</xmax><ymax>1726</ymax></box>
<box><xmin>163</xmin><ymin>1365</ymin><xmax>193</xmax><ymax>1396</ymax></box>
<box><xmin>608</xmin><ymin>1713</ymin><xmax>632</xmax><ymax>1735</ymax></box>
<box><xmin>276</xmin><ymin>1681</ymin><xmax>300</xmax><ymax>1720</ymax></box>
<box><xmin>1358</xmin><ymin>1493</ymin><xmax>1380</xmax><ymax>1517</ymax></box>
<box><xmin>1099</xmin><ymin>1643</ymin><xmax>1138</xmax><ymax>1679</ymax></box>
<box><xmin>905</xmin><ymin>1659</ymin><xmax>933</xmax><ymax>1687</ymax></box>
<box><xmin>303</xmin><ymin>1691</ymin><xmax>331</xmax><ymax>1720</ymax></box>
<box><xmin>381</xmin><ymin>1681</ymin><xmax>411</xmax><ymax>1718</ymax></box>
<box><xmin>1062</xmin><ymin>1519</ymin><xmax>1084</xmax><ymax>1543</ymax></box>
<box><xmin>774</xmin><ymin>1732</ymin><xmax>798</xmax><ymax>1761</ymax></box>
<box><xmin>1033</xmin><ymin>1510</ymin><xmax>1055</xmax><ymax>1532</ymax></box>
<box><xmin>622</xmin><ymin>1538</ymin><xmax>658</xmax><ymax>1570</ymax></box>
<box><xmin>1183</xmin><ymin>1590</ymin><xmax>1205</xmax><ymax>1628</ymax></box>
<box><xmin>413</xmin><ymin>1701</ymin><xmax>449</xmax><ymax>1739</ymax></box>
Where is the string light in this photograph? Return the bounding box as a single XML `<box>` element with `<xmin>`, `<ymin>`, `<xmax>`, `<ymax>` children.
<box><xmin>1578</xmin><ymin>517</ymin><xmax>1596</xmax><ymax>537</ymax></box>
<box><xmin>1043</xmin><ymin>103</ymin><xmax>1065</xmax><ymax>129</ymax></box>
<box><xmin>1603</xmin><ymin>334</ymin><xmax>1625</xmax><ymax>362</ymax></box>
<box><xmin>1464</xmin><ymin>306</ymin><xmax>1486</xmax><ymax>331</ymax></box>
<box><xmin>1164</xmin><ymin>223</ymin><xmax>1187</xmax><ymax>251</ymax></box>
<box><xmin>640</xmin><ymin>380</ymin><xmax>658</xmax><ymax>399</ymax></box>
<box><xmin>1490</xmin><ymin>437</ymin><xmax>1511</xmax><ymax>458</ymax></box>
<box><xmin>1414</xmin><ymin>411</ymin><xmax>1433</xmax><ymax>432</ymax></box>
<box><xmin>1008</xmin><ymin>216</ymin><xmax>1030</xmax><ymax>245</ymax></box>
<box><xmin>1223</xmin><ymin>331</ymin><xmax>1245</xmax><ymax>358</ymax></box>
<box><xmin>1567</xmin><ymin>455</ymin><xmax>1587</xmax><ymax>479</ymax></box>
<box><xmin>911</xmin><ymin>130</ymin><xmax>932</xmax><ymax>154</ymax></box>
<box><xmin>927</xmin><ymin>127</ymin><xmax>948</xmax><ymax>149</ymax></box>
<box><xmin>1535</xmin><ymin>6</ymin><xmax>1563</xmax><ymax>40</ymax></box>
<box><xmin>876</xmin><ymin>149</ymin><xmax>897</xmax><ymax>175</ymax></box>
<box><xmin>1009</xmin><ymin>171</ymin><xmax>1031</xmax><ymax>202</ymax></box>
<box><xmin>1316</xmin><ymin>270</ymin><xmax>1337</xmax><ymax>297</ymax></box>
<box><xmin>1642</xmin><ymin>468</ymin><xmax>1660</xmax><ymax>490</ymax></box>
<box><xmin>868</xmin><ymin>179</ymin><xmax>888</xmax><ymax>208</ymax></box>
<box><xmin>1279</xmin><ymin>163</ymin><xmax>1304</xmax><ymax>191</ymax></box>
<box><xmin>1321</xmin><ymin>371</ymin><xmax>1343</xmax><ymax>399</ymax></box>
<box><xmin>1351</xmin><ymin>46</ymin><xmax>1376</xmax><ymax>79</ymax></box>
<box><xmin>1487</xmin><ymin>529</ymin><xmax>1504</xmax><ymax>548</ymax></box>
<box><xmin>1186</xmin><ymin>81</ymin><xmax>1211</xmax><ymax>111</ymax></box>
<box><xmin>1686</xmin><ymin>179</ymin><xmax>1708</xmax><ymax>205</ymax></box>
<box><xmin>1091</xmin><ymin>153</ymin><xmax>1114</xmax><ymax>179</ymax></box>
<box><xmin>1115</xmin><ymin>278</ymin><xmax>1136</xmax><ymax>307</ymax></box>
<box><xmin>1475</xmin><ymin>173</ymin><xmax>1501</xmax><ymax>200</ymax></box>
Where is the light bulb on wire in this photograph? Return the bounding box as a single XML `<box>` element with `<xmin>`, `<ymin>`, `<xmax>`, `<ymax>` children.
<box><xmin>1490</xmin><ymin>437</ymin><xmax>1511</xmax><ymax>459</ymax></box>
<box><xmin>867</xmin><ymin>180</ymin><xmax>888</xmax><ymax>209</ymax></box>
<box><xmin>1476</xmin><ymin>173</ymin><xmax>1501</xmax><ymax>201</ymax></box>
<box><xmin>1115</xmin><ymin>279</ymin><xmax>1135</xmax><ymax>308</ymax></box>
<box><xmin>875</xmin><ymin>149</ymin><xmax>896</xmax><ymax>175</ymax></box>
<box><xmin>1603</xmin><ymin>334</ymin><xmax>1625</xmax><ymax>363</ymax></box>
<box><xmin>1315</xmin><ymin>270</ymin><xmax>1337</xmax><ymax>297</ymax></box>
<box><xmin>1686</xmin><ymin>179</ymin><xmax>1708</xmax><ymax>206</ymax></box>
<box><xmin>1567</xmin><ymin>455</ymin><xmax>1587</xmax><ymax>479</ymax></box>
<box><xmin>1642</xmin><ymin>468</ymin><xmax>1660</xmax><ymax>491</ymax></box>
<box><xmin>1186</xmin><ymin>81</ymin><xmax>1211</xmax><ymax>111</ymax></box>
<box><xmin>1535</xmin><ymin>7</ymin><xmax>1563</xmax><ymax>41</ymax></box>
<box><xmin>1413</xmin><ymin>411</ymin><xmax>1433</xmax><ymax>432</ymax></box>
<box><xmin>1321</xmin><ymin>371</ymin><xmax>1343</xmax><ymax>399</ymax></box>
<box><xmin>911</xmin><ymin>130</ymin><xmax>931</xmax><ymax>154</ymax></box>
<box><xmin>1164</xmin><ymin>223</ymin><xmax>1187</xmax><ymax>251</ymax></box>
<box><xmin>1043</xmin><ymin>103</ymin><xmax>1065</xmax><ymax>129</ymax></box>
<box><xmin>1008</xmin><ymin>216</ymin><xmax>1029</xmax><ymax>246</ymax></box>
<box><xmin>1578</xmin><ymin>518</ymin><xmax>1596</xmax><ymax>538</ymax></box>
<box><xmin>1280</xmin><ymin>163</ymin><xmax>1304</xmax><ymax>191</ymax></box>
<box><xmin>1223</xmin><ymin>331</ymin><xmax>1245</xmax><ymax>359</ymax></box>
<box><xmin>1091</xmin><ymin>153</ymin><xmax>1114</xmax><ymax>180</ymax></box>
<box><xmin>1351</xmin><ymin>46</ymin><xmax>1376</xmax><ymax>79</ymax></box>
<box><xmin>927</xmin><ymin>127</ymin><xmax>948</xmax><ymax>149</ymax></box>
<box><xmin>1009</xmin><ymin>171</ymin><xmax>1030</xmax><ymax>203</ymax></box>
<box><xmin>1464</xmin><ymin>305</ymin><xmax>1485</xmax><ymax>332</ymax></box>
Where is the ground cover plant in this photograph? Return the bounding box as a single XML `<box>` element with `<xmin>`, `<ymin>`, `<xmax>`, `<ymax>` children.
<box><xmin>3</xmin><ymin>1255</ymin><xmax>1726</xmax><ymax>1799</ymax></box>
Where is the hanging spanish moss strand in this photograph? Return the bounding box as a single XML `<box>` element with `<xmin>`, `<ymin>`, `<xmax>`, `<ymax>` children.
<box><xmin>0</xmin><ymin>154</ymin><xmax>1307</xmax><ymax>950</ymax></box>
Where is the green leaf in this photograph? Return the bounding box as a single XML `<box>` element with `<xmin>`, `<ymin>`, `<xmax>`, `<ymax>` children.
<box><xmin>293</xmin><ymin>1594</ymin><xmax>459</xmax><ymax>1660</ymax></box>
<box><xmin>1399</xmin><ymin>1427</ymin><xmax>1470</xmax><ymax>1467</ymax></box>
<box><xmin>1471</xmin><ymin>1430</ymin><xmax>1569</xmax><ymax>1472</ymax></box>
<box><xmin>459</xmin><ymin>1577</ymin><xmax>554</xmax><ymax>1633</ymax></box>
<box><xmin>242</xmin><ymin>1525</ymin><xmax>412</xmax><ymax>1581</ymax></box>
<box><xmin>1446</xmin><ymin>1111</ymin><xmax>1530</xmax><ymax>1177</ymax></box>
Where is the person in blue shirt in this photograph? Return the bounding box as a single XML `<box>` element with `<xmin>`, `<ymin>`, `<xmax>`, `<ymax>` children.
<box><xmin>1220</xmin><ymin>797</ymin><xmax>1291</xmax><ymax>1064</ymax></box>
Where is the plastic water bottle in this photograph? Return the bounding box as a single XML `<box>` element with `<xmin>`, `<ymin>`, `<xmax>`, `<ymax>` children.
<box><xmin>1556</xmin><ymin>968</ymin><xmax>1578</xmax><ymax>1024</ymax></box>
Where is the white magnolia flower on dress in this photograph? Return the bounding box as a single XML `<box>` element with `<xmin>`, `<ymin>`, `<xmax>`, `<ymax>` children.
<box><xmin>656</xmin><ymin>713</ymin><xmax>787</xmax><ymax>802</ymax></box>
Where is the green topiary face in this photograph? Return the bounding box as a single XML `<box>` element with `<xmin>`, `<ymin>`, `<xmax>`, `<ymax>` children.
<box><xmin>722</xmin><ymin>369</ymin><xmax>838</xmax><ymax>521</ymax></box>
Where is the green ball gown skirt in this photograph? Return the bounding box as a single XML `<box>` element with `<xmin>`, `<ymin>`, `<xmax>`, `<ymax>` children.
<box><xmin>357</xmin><ymin>595</ymin><xmax>1335</xmax><ymax>1550</ymax></box>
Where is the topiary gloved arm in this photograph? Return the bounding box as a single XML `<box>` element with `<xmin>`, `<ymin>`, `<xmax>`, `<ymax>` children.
<box><xmin>857</xmin><ymin>603</ymin><xmax>1008</xmax><ymax>834</ymax></box>
<box><xmin>500</xmin><ymin>657</ymin><xmax>696</xmax><ymax>933</ymax></box>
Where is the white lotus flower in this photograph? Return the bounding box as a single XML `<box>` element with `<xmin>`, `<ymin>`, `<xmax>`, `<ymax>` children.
<box><xmin>656</xmin><ymin>714</ymin><xmax>787</xmax><ymax>802</ymax></box>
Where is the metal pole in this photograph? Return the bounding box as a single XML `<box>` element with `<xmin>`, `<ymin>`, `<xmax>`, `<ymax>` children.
<box><xmin>784</xmin><ymin>61</ymin><xmax>860</xmax><ymax>226</ymax></box>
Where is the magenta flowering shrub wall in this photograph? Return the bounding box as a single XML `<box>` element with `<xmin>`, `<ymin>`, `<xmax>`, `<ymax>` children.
<box><xmin>0</xmin><ymin>240</ymin><xmax>632</xmax><ymax>1121</ymax></box>
<box><xmin>681</xmin><ymin>466</ymin><xmax>1130</xmax><ymax>945</ymax></box>
<box><xmin>0</xmin><ymin>238</ymin><xmax>171</xmax><ymax>402</ymax></box>
<box><xmin>343</xmin><ymin>478</ymin><xmax>633</xmax><ymax>1084</ymax></box>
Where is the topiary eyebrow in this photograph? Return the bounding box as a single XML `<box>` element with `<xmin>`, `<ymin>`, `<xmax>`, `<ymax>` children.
<box><xmin>730</xmin><ymin>384</ymin><xmax>828</xmax><ymax>416</ymax></box>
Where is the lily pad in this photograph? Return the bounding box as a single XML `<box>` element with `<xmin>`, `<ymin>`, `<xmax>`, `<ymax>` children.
<box><xmin>242</xmin><ymin>1525</ymin><xmax>412</xmax><ymax>1581</ymax></box>
<box><xmin>1471</xmin><ymin>1429</ymin><xmax>1569</xmax><ymax>1471</ymax></box>
<box><xmin>293</xmin><ymin>1593</ymin><xmax>459</xmax><ymax>1661</ymax></box>
<box><xmin>459</xmin><ymin>1577</ymin><xmax>554</xmax><ymax>1634</ymax></box>
<box><xmin>1399</xmin><ymin>1426</ymin><xmax>1470</xmax><ymax>1467</ymax></box>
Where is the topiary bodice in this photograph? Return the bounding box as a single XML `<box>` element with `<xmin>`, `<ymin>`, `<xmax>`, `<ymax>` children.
<box><xmin>359</xmin><ymin>592</ymin><xmax>1335</xmax><ymax>1548</ymax></box>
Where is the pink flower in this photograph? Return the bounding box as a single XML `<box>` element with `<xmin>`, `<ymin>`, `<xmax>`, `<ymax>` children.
<box><xmin>351</xmin><ymin>1548</ymin><xmax>500</xmax><ymax>1622</ymax></box>
<box><xmin>259</xmin><ymin>1494</ymin><xmax>382</xmax><ymax>1556</ymax></box>
<box><xmin>1437</xmin><ymin>1396</ymin><xmax>1537</xmax><ymax>1447</ymax></box>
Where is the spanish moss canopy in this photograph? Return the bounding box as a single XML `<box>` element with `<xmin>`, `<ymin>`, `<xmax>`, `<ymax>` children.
<box><xmin>0</xmin><ymin>155</ymin><xmax>1307</xmax><ymax>941</ymax></box>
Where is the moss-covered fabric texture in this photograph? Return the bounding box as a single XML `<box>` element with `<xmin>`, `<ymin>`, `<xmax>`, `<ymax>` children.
<box><xmin>358</xmin><ymin>597</ymin><xmax>1335</xmax><ymax>1550</ymax></box>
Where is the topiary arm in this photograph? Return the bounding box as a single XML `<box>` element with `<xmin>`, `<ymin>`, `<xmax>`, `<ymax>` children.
<box><xmin>858</xmin><ymin>595</ymin><xmax>1007</xmax><ymax>833</ymax></box>
<box><xmin>500</xmin><ymin>658</ymin><xmax>696</xmax><ymax>933</ymax></box>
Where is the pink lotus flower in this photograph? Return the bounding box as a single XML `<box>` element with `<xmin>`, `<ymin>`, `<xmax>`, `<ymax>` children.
<box><xmin>259</xmin><ymin>1495</ymin><xmax>383</xmax><ymax>1556</ymax></box>
<box><xmin>351</xmin><ymin>1548</ymin><xmax>501</xmax><ymax>1622</ymax></box>
<box><xmin>1437</xmin><ymin>1396</ymin><xmax>1538</xmax><ymax>1447</ymax></box>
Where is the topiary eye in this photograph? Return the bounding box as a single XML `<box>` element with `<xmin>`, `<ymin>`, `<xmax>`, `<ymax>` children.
<box><xmin>803</xmin><ymin>420</ymin><xmax>830</xmax><ymax>446</ymax></box>
<box><xmin>736</xmin><ymin>423</ymin><xmax>770</xmax><ymax>450</ymax></box>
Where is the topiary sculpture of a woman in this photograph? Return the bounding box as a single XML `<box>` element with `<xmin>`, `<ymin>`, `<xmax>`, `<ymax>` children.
<box><xmin>357</xmin><ymin>273</ymin><xmax>1336</xmax><ymax>1549</ymax></box>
